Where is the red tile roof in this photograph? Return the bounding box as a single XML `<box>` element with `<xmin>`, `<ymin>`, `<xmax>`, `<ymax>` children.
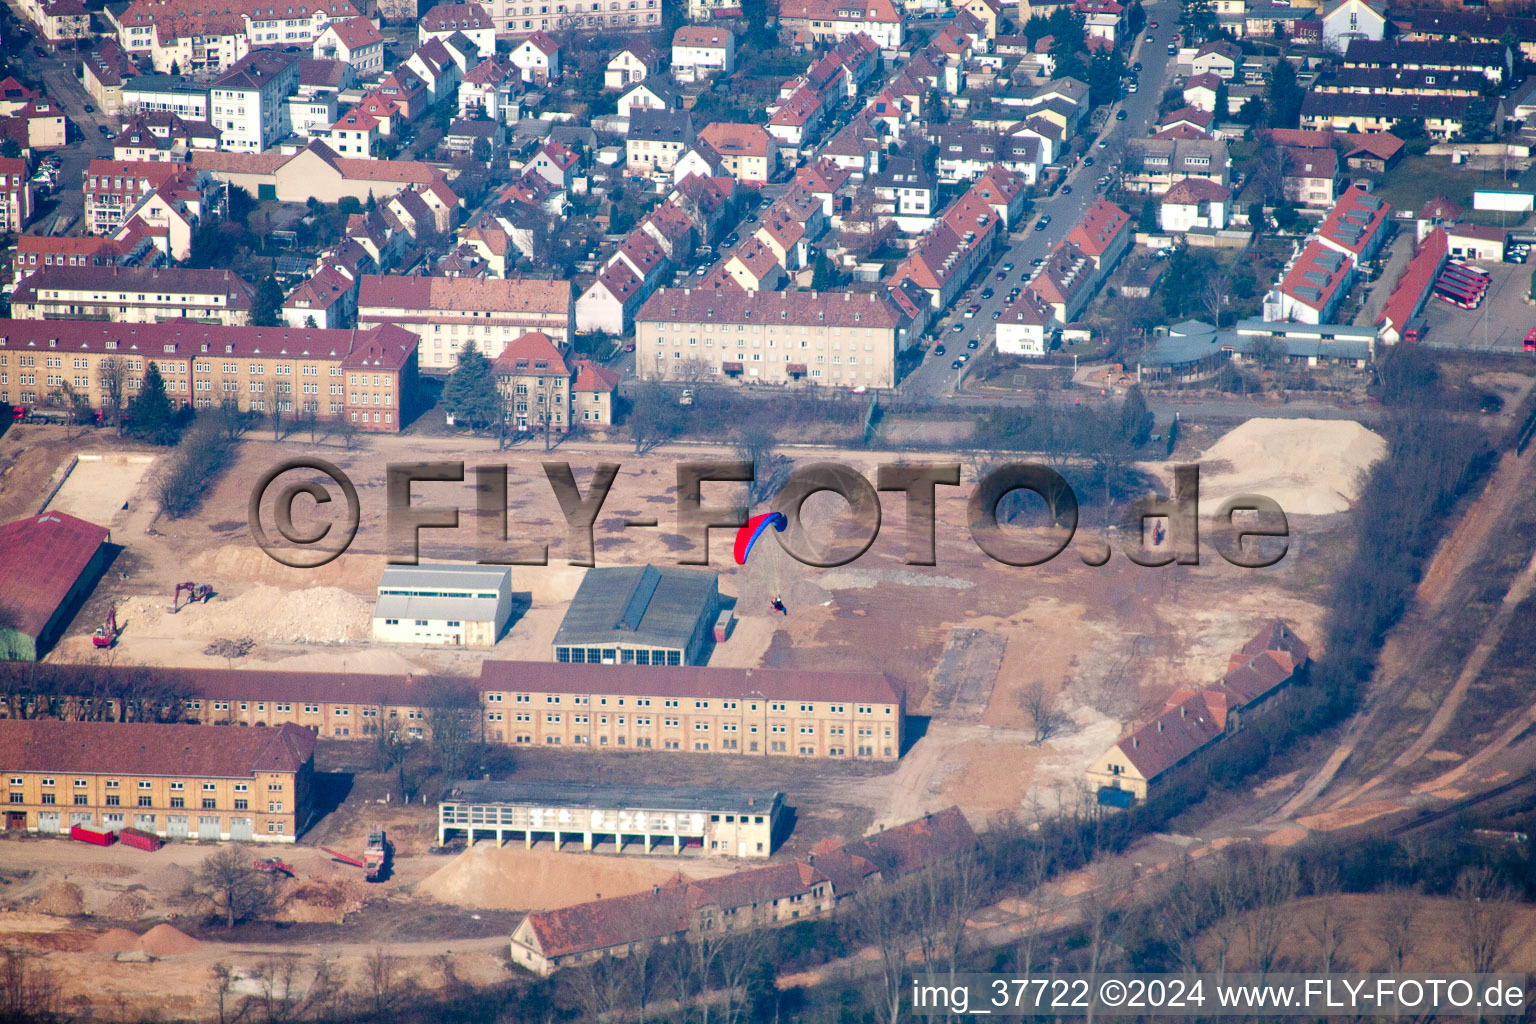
<box><xmin>573</xmin><ymin>359</ymin><xmax>620</xmax><ymax>393</ymax></box>
<box><xmin>1377</xmin><ymin>227</ymin><xmax>1448</xmax><ymax>335</ymax></box>
<box><xmin>0</xmin><ymin>719</ymin><xmax>315</xmax><ymax>778</ymax></box>
<box><xmin>1316</xmin><ymin>183</ymin><xmax>1391</xmax><ymax>258</ymax></box>
<box><xmin>0</xmin><ymin>512</ymin><xmax>107</xmax><ymax>639</ymax></box>
<box><xmin>480</xmin><ymin>660</ymin><xmax>904</xmax><ymax>704</ymax></box>
<box><xmin>1065</xmin><ymin>199</ymin><xmax>1130</xmax><ymax>259</ymax></box>
<box><xmin>492</xmin><ymin>331</ymin><xmax>568</xmax><ymax>376</ymax></box>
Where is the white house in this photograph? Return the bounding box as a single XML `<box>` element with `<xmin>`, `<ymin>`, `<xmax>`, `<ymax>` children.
<box><xmin>995</xmin><ymin>289</ymin><xmax>1055</xmax><ymax>356</ymax></box>
<box><xmin>312</xmin><ymin>17</ymin><xmax>384</xmax><ymax>76</ymax></box>
<box><xmin>605</xmin><ymin>40</ymin><xmax>665</xmax><ymax>89</ymax></box>
<box><xmin>671</xmin><ymin>26</ymin><xmax>735</xmax><ymax>83</ymax></box>
<box><xmin>209</xmin><ymin>50</ymin><xmax>299</xmax><ymax>153</ymax></box>
<box><xmin>510</xmin><ymin>30</ymin><xmax>561</xmax><ymax>83</ymax></box>
<box><xmin>1322</xmin><ymin>0</ymin><xmax>1385</xmax><ymax>53</ymax></box>
<box><xmin>1159</xmin><ymin>177</ymin><xmax>1230</xmax><ymax>233</ymax></box>
<box><xmin>418</xmin><ymin>1</ymin><xmax>497</xmax><ymax>57</ymax></box>
<box><xmin>618</xmin><ymin>79</ymin><xmax>680</xmax><ymax>118</ymax></box>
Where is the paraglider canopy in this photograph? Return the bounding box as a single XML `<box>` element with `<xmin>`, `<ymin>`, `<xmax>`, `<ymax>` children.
<box><xmin>734</xmin><ymin>512</ymin><xmax>787</xmax><ymax>566</ymax></box>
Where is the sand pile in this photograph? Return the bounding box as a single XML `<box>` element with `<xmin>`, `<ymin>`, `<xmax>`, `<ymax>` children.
<box><xmin>93</xmin><ymin>928</ymin><xmax>141</xmax><ymax>953</ymax></box>
<box><xmin>1152</xmin><ymin>418</ymin><xmax>1386</xmax><ymax>516</ymax></box>
<box><xmin>280</xmin><ymin>879</ymin><xmax>367</xmax><ymax>923</ymax></box>
<box><xmin>120</xmin><ymin>584</ymin><xmax>372</xmax><ymax>645</ymax></box>
<box><xmin>138</xmin><ymin>923</ymin><xmax>200</xmax><ymax>955</ymax></box>
<box><xmin>419</xmin><ymin>844</ymin><xmax>686</xmax><ymax>910</ymax></box>
<box><xmin>35</xmin><ymin>882</ymin><xmax>85</xmax><ymax>916</ymax></box>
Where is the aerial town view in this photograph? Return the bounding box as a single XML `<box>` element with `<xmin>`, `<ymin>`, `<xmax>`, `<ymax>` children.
<box><xmin>3</xmin><ymin>0</ymin><xmax>1536</xmax><ymax>1015</ymax></box>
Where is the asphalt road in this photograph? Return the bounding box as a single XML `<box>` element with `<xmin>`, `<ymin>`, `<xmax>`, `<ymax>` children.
<box><xmin>901</xmin><ymin>0</ymin><xmax>1181</xmax><ymax>399</ymax></box>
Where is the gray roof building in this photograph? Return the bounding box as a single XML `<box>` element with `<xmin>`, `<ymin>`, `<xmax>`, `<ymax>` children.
<box><xmin>555</xmin><ymin>565</ymin><xmax>720</xmax><ymax>666</ymax></box>
<box><xmin>373</xmin><ymin>563</ymin><xmax>514</xmax><ymax>646</ymax></box>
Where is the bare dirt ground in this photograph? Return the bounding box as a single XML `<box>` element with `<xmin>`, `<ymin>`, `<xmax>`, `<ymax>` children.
<box><xmin>0</xmin><ymin>420</ymin><xmax>1351</xmax><ymax>1018</ymax></box>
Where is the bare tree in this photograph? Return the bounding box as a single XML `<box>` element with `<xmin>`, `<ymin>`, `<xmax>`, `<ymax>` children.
<box><xmin>733</xmin><ymin>423</ymin><xmax>779</xmax><ymax>504</ymax></box>
<box><xmin>185</xmin><ymin>844</ymin><xmax>281</xmax><ymax>929</ymax></box>
<box><xmin>849</xmin><ymin>885</ymin><xmax>914</xmax><ymax>1024</ymax></box>
<box><xmin>1200</xmin><ymin>269</ymin><xmax>1231</xmax><ymax>326</ymax></box>
<box><xmin>0</xmin><ymin>947</ymin><xmax>60</xmax><ymax>1022</ymax></box>
<box><xmin>98</xmin><ymin>357</ymin><xmax>130</xmax><ymax>436</ymax></box>
<box><xmin>1372</xmin><ymin>885</ymin><xmax>1418</xmax><ymax>973</ymax></box>
<box><xmin>364</xmin><ymin>947</ymin><xmax>403</xmax><ymax>1022</ymax></box>
<box><xmin>1456</xmin><ymin>866</ymin><xmax>1522</xmax><ymax>974</ymax></box>
<box><xmin>1238</xmin><ymin>848</ymin><xmax>1298</xmax><ymax>975</ymax></box>
<box><xmin>422</xmin><ymin>678</ymin><xmax>482</xmax><ymax>781</ymax></box>
<box><xmin>209</xmin><ymin>961</ymin><xmax>246</xmax><ymax>1024</ymax></box>
<box><xmin>1020</xmin><ymin>681</ymin><xmax>1068</xmax><ymax>744</ymax></box>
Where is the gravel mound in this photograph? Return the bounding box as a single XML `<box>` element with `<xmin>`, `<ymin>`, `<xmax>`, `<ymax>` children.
<box><xmin>104</xmin><ymin>892</ymin><xmax>147</xmax><ymax>920</ymax></box>
<box><xmin>36</xmin><ymin>881</ymin><xmax>85</xmax><ymax>916</ymax></box>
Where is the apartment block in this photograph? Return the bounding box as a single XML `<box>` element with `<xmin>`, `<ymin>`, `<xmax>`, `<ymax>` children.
<box><xmin>10</xmin><ymin>266</ymin><xmax>254</xmax><ymax>325</ymax></box>
<box><xmin>0</xmin><ymin>318</ymin><xmax>418</xmax><ymax>430</ymax></box>
<box><xmin>0</xmin><ymin>720</ymin><xmax>315</xmax><ymax>842</ymax></box>
<box><xmin>83</xmin><ymin>160</ymin><xmax>189</xmax><ymax>235</ymax></box>
<box><xmin>4</xmin><ymin>661</ymin><xmax>906</xmax><ymax>761</ymax></box>
<box><xmin>356</xmin><ymin>273</ymin><xmax>573</xmax><ymax>370</ymax></box>
<box><xmin>209</xmin><ymin>50</ymin><xmax>300</xmax><ymax>153</ymax></box>
<box><xmin>0</xmin><ymin>158</ymin><xmax>32</xmax><ymax>235</ymax></box>
<box><xmin>480</xmin><ymin>0</ymin><xmax>662</xmax><ymax>37</ymax></box>
<box><xmin>634</xmin><ymin>288</ymin><xmax>911</xmax><ymax>388</ymax></box>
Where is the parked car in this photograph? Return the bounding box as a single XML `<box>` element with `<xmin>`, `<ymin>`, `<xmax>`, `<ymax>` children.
<box><xmin>995</xmin><ymin>270</ymin><xmax>1007</xmax><ymax>280</ymax></box>
<box><xmin>990</xmin><ymin>310</ymin><xmax>1001</xmax><ymax>320</ymax></box>
<box><xmin>968</xmin><ymin>338</ymin><xmax>979</xmax><ymax>348</ymax></box>
<box><xmin>964</xmin><ymin>308</ymin><xmax>977</xmax><ymax>318</ymax></box>
<box><xmin>1116</xmin><ymin>109</ymin><xmax>1128</xmax><ymax>120</ymax></box>
<box><xmin>1149</xmin><ymin>20</ymin><xmax>1157</xmax><ymax>28</ymax></box>
<box><xmin>1001</xmin><ymin>261</ymin><xmax>1014</xmax><ymax>272</ymax></box>
<box><xmin>1083</xmin><ymin>156</ymin><xmax>1094</xmax><ymax>166</ymax></box>
<box><xmin>951</xmin><ymin>323</ymin><xmax>964</xmax><ymax>332</ymax></box>
<box><xmin>82</xmin><ymin>103</ymin><xmax>93</xmax><ymax>112</ymax></box>
<box><xmin>96</xmin><ymin>124</ymin><xmax>109</xmax><ymax>135</ymax></box>
<box><xmin>951</xmin><ymin>358</ymin><xmax>965</xmax><ymax>369</ymax></box>
<box><xmin>1133</xmin><ymin>61</ymin><xmax>1142</xmax><ymax>71</ymax></box>
<box><xmin>1061</xmin><ymin>184</ymin><xmax>1072</xmax><ymax>194</ymax></box>
<box><xmin>935</xmin><ymin>343</ymin><xmax>947</xmax><ymax>355</ymax></box>
<box><xmin>1034</xmin><ymin>215</ymin><xmax>1051</xmax><ymax>231</ymax></box>
<box><xmin>1098</xmin><ymin>138</ymin><xmax>1110</xmax><ymax>148</ymax></box>
<box><xmin>1127</xmin><ymin>82</ymin><xmax>1138</xmax><ymax>92</ymax></box>
<box><xmin>980</xmin><ymin>288</ymin><xmax>994</xmax><ymax>299</ymax></box>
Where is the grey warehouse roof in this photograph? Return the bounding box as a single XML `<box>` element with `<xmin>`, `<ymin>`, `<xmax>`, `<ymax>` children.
<box><xmin>374</xmin><ymin>563</ymin><xmax>510</xmax><ymax>623</ymax></box>
<box><xmin>554</xmin><ymin>565</ymin><xmax>717</xmax><ymax>650</ymax></box>
<box><xmin>441</xmin><ymin>779</ymin><xmax>783</xmax><ymax>815</ymax></box>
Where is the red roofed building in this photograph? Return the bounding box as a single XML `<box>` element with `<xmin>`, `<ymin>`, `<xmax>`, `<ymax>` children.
<box><xmin>1264</xmin><ymin>239</ymin><xmax>1355</xmax><ymax>323</ymax></box>
<box><xmin>1316</xmin><ymin>183</ymin><xmax>1391</xmax><ymax>263</ymax></box>
<box><xmin>1085</xmin><ymin>620</ymin><xmax>1310</xmax><ymax>801</ymax></box>
<box><xmin>0</xmin><ymin>512</ymin><xmax>111</xmax><ymax>661</ymax></box>
<box><xmin>509</xmin><ymin>807</ymin><xmax>968</xmax><ymax>974</ymax></box>
<box><xmin>1377</xmin><ymin>227</ymin><xmax>1448</xmax><ymax>344</ymax></box>
<box><xmin>0</xmin><ymin>719</ymin><xmax>315</xmax><ymax>841</ymax></box>
<box><xmin>1064</xmin><ymin>199</ymin><xmax>1132</xmax><ymax>273</ymax></box>
<box><xmin>572</xmin><ymin>359</ymin><xmax>620</xmax><ymax>426</ymax></box>
<box><xmin>492</xmin><ymin>331</ymin><xmax>570</xmax><ymax>433</ymax></box>
<box><xmin>0</xmin><ymin>318</ymin><xmax>417</xmax><ymax>429</ymax></box>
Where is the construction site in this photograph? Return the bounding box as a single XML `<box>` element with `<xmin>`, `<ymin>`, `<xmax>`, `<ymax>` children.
<box><xmin>5</xmin><ymin>377</ymin><xmax>1536</xmax><ymax>1017</ymax></box>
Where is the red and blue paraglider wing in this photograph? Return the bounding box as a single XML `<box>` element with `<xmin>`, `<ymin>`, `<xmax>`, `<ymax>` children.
<box><xmin>734</xmin><ymin>512</ymin><xmax>787</xmax><ymax>566</ymax></box>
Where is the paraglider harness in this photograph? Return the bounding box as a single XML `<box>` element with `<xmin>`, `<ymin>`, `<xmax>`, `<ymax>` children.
<box><xmin>770</xmin><ymin>596</ymin><xmax>788</xmax><ymax>616</ymax></box>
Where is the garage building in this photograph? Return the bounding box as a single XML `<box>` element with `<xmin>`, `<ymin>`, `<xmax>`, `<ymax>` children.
<box><xmin>0</xmin><ymin>512</ymin><xmax>111</xmax><ymax>661</ymax></box>
<box><xmin>372</xmin><ymin>563</ymin><xmax>514</xmax><ymax>646</ymax></box>
<box><xmin>553</xmin><ymin>565</ymin><xmax>720</xmax><ymax>666</ymax></box>
<box><xmin>438</xmin><ymin>779</ymin><xmax>783</xmax><ymax>857</ymax></box>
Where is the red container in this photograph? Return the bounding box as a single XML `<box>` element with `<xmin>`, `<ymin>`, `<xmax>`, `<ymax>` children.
<box><xmin>118</xmin><ymin>827</ymin><xmax>162</xmax><ymax>852</ymax></box>
<box><xmin>70</xmin><ymin>824</ymin><xmax>116</xmax><ymax>846</ymax></box>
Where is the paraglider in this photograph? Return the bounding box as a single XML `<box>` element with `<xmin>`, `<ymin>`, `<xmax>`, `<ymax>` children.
<box><xmin>735</xmin><ymin>512</ymin><xmax>789</xmax><ymax>614</ymax></box>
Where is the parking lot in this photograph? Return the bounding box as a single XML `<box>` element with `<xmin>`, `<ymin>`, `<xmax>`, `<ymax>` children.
<box><xmin>1421</xmin><ymin>257</ymin><xmax>1536</xmax><ymax>353</ymax></box>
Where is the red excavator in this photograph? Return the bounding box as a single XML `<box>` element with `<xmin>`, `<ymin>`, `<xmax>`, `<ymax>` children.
<box><xmin>170</xmin><ymin>581</ymin><xmax>213</xmax><ymax>613</ymax></box>
<box><xmin>92</xmin><ymin>604</ymin><xmax>118</xmax><ymax>648</ymax></box>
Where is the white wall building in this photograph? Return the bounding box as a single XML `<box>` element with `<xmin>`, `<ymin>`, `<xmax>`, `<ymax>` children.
<box><xmin>372</xmin><ymin>564</ymin><xmax>514</xmax><ymax>646</ymax></box>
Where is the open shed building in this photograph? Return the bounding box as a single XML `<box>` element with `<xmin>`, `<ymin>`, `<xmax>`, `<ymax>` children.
<box><xmin>0</xmin><ymin>512</ymin><xmax>111</xmax><ymax>660</ymax></box>
<box><xmin>438</xmin><ymin>779</ymin><xmax>785</xmax><ymax>857</ymax></box>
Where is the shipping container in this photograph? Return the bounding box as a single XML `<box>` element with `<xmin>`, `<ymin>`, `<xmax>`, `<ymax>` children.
<box><xmin>118</xmin><ymin>827</ymin><xmax>163</xmax><ymax>852</ymax></box>
<box><xmin>713</xmin><ymin>609</ymin><xmax>734</xmax><ymax>643</ymax></box>
<box><xmin>70</xmin><ymin>824</ymin><xmax>117</xmax><ymax>846</ymax></box>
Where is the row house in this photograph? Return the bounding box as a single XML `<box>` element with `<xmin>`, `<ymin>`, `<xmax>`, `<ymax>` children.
<box><xmin>0</xmin><ymin>318</ymin><xmax>418</xmax><ymax>429</ymax></box>
<box><xmin>11</xmin><ymin>235</ymin><xmax>159</xmax><ymax>288</ymax></box>
<box><xmin>478</xmin><ymin>0</ymin><xmax>663</xmax><ymax>37</ymax></box>
<box><xmin>114</xmin><ymin>112</ymin><xmax>222</xmax><ymax>162</ymax></box>
<box><xmin>1122</xmin><ymin>137</ymin><xmax>1230</xmax><ymax>195</ymax></box>
<box><xmin>281</xmin><ymin>262</ymin><xmax>358</xmax><ymax>328</ymax></box>
<box><xmin>1298</xmin><ymin>91</ymin><xmax>1476</xmax><ymax>139</ymax></box>
<box><xmin>627</xmin><ymin>109</ymin><xmax>694</xmax><ymax>177</ymax></box>
<box><xmin>779</xmin><ymin>0</ymin><xmax>904</xmax><ymax>50</ymax></box>
<box><xmin>9</xmin><ymin>265</ymin><xmax>252</xmax><ymax>325</ymax></box>
<box><xmin>119</xmin><ymin>73</ymin><xmax>209</xmax><ymax>121</ymax></box>
<box><xmin>619</xmin><ymin>78</ymin><xmax>682</xmax><ymax>118</ymax></box>
<box><xmin>1262</xmin><ymin>240</ymin><xmax>1354</xmax><ymax>324</ymax></box>
<box><xmin>356</xmin><ymin>274</ymin><xmax>573</xmax><ymax>369</ymax></box>
<box><xmin>635</xmin><ymin>287</ymin><xmax>914</xmax><ymax>388</ymax></box>
<box><xmin>113</xmin><ymin>0</ymin><xmax>361</xmax><ymax>75</ymax></box>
